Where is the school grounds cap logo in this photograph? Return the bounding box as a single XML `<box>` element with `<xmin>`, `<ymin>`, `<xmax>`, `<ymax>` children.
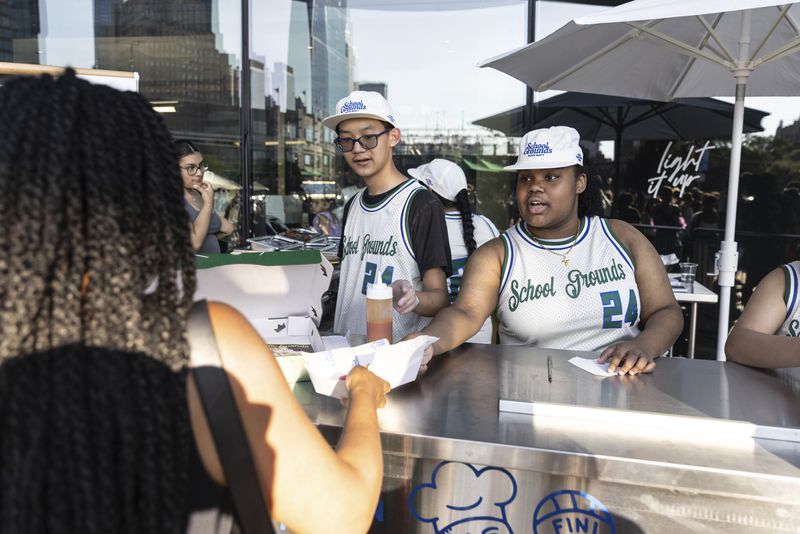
<box><xmin>322</xmin><ymin>90</ymin><xmax>398</xmax><ymax>131</ymax></box>
<box><xmin>408</xmin><ymin>159</ymin><xmax>468</xmax><ymax>202</ymax></box>
<box><xmin>505</xmin><ymin>126</ymin><xmax>584</xmax><ymax>171</ymax></box>
<box><xmin>339</xmin><ymin>100</ymin><xmax>367</xmax><ymax>113</ymax></box>
<box><xmin>533</xmin><ymin>490</ymin><xmax>616</xmax><ymax>534</ymax></box>
<box><xmin>524</xmin><ymin>142</ymin><xmax>554</xmax><ymax>157</ymax></box>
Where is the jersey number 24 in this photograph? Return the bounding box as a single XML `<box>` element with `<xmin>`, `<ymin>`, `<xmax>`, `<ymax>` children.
<box><xmin>361</xmin><ymin>262</ymin><xmax>395</xmax><ymax>294</ymax></box>
<box><xmin>600</xmin><ymin>289</ymin><xmax>638</xmax><ymax>329</ymax></box>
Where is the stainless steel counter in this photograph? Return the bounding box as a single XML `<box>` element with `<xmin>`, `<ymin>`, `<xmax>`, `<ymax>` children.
<box><xmin>293</xmin><ymin>345</ymin><xmax>800</xmax><ymax>533</ymax></box>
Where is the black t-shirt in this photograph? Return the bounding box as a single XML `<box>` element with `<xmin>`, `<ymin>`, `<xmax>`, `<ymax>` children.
<box><xmin>338</xmin><ymin>180</ymin><xmax>452</xmax><ymax>277</ymax></box>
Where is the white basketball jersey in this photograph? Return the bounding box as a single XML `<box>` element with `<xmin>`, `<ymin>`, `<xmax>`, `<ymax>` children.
<box><xmin>496</xmin><ymin>217</ymin><xmax>641</xmax><ymax>351</ymax></box>
<box><xmin>778</xmin><ymin>261</ymin><xmax>800</xmax><ymax>337</ymax></box>
<box><xmin>445</xmin><ymin>212</ymin><xmax>500</xmax><ymax>344</ymax></box>
<box><xmin>335</xmin><ymin>179</ymin><xmax>431</xmax><ymax>342</ymax></box>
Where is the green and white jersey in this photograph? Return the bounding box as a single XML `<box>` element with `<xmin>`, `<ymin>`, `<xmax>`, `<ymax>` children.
<box><xmin>496</xmin><ymin>217</ymin><xmax>641</xmax><ymax>351</ymax></box>
<box><xmin>778</xmin><ymin>261</ymin><xmax>800</xmax><ymax>337</ymax></box>
<box><xmin>445</xmin><ymin>212</ymin><xmax>500</xmax><ymax>344</ymax></box>
<box><xmin>334</xmin><ymin>179</ymin><xmax>431</xmax><ymax>342</ymax></box>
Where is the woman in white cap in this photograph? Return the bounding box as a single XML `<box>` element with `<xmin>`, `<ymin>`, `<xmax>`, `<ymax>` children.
<box><xmin>411</xmin><ymin>126</ymin><xmax>683</xmax><ymax>376</ymax></box>
<box><xmin>409</xmin><ymin>159</ymin><xmax>500</xmax><ymax>343</ymax></box>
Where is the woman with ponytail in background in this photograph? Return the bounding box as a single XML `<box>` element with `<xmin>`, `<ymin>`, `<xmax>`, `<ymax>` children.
<box><xmin>410</xmin><ymin>159</ymin><xmax>499</xmax><ymax>343</ymax></box>
<box><xmin>407</xmin><ymin>127</ymin><xmax>682</xmax><ymax>377</ymax></box>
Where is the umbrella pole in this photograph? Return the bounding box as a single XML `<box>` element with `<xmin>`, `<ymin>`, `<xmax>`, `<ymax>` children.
<box><xmin>715</xmin><ymin>84</ymin><xmax>745</xmax><ymax>361</ymax></box>
<box><xmin>716</xmin><ymin>12</ymin><xmax>752</xmax><ymax>361</ymax></box>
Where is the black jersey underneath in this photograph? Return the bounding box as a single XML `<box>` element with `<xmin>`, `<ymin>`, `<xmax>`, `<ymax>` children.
<box><xmin>338</xmin><ymin>180</ymin><xmax>452</xmax><ymax>277</ymax></box>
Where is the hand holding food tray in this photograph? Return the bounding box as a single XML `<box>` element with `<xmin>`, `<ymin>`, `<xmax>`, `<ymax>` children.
<box><xmin>302</xmin><ymin>336</ymin><xmax>439</xmax><ymax>399</ymax></box>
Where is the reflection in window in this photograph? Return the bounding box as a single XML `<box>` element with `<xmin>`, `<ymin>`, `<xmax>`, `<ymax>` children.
<box><xmin>251</xmin><ymin>0</ymin><xmax>526</xmax><ymax>233</ymax></box>
<box><xmin>4</xmin><ymin>0</ymin><xmax>243</xmax><ymax>243</ymax></box>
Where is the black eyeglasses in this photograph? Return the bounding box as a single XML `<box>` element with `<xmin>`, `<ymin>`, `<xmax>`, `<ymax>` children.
<box><xmin>180</xmin><ymin>161</ymin><xmax>208</xmax><ymax>176</ymax></box>
<box><xmin>334</xmin><ymin>128</ymin><xmax>392</xmax><ymax>152</ymax></box>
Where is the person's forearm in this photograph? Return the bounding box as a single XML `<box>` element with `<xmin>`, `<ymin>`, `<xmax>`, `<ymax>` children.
<box><xmin>413</xmin><ymin>287</ymin><xmax>449</xmax><ymax>317</ymax></box>
<box><xmin>218</xmin><ymin>215</ymin><xmax>234</xmax><ymax>236</ymax></box>
<box><xmin>637</xmin><ymin>304</ymin><xmax>684</xmax><ymax>357</ymax></box>
<box><xmin>335</xmin><ymin>388</ymin><xmax>383</xmax><ymax>525</ymax></box>
<box><xmin>726</xmin><ymin>328</ymin><xmax>800</xmax><ymax>368</ymax></box>
<box><xmin>422</xmin><ymin>305</ymin><xmax>482</xmax><ymax>354</ymax></box>
<box><xmin>191</xmin><ymin>204</ymin><xmax>213</xmax><ymax>251</ymax></box>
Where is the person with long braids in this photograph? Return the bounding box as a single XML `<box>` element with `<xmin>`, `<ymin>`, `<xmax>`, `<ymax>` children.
<box><xmin>408</xmin><ymin>127</ymin><xmax>683</xmax><ymax>376</ymax></box>
<box><xmin>173</xmin><ymin>139</ymin><xmax>234</xmax><ymax>253</ymax></box>
<box><xmin>0</xmin><ymin>71</ymin><xmax>388</xmax><ymax>534</ymax></box>
<box><xmin>409</xmin><ymin>159</ymin><xmax>500</xmax><ymax>343</ymax></box>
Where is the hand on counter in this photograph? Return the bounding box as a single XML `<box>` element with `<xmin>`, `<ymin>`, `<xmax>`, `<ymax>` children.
<box><xmin>392</xmin><ymin>279</ymin><xmax>420</xmax><ymax>314</ymax></box>
<box><xmin>402</xmin><ymin>331</ymin><xmax>434</xmax><ymax>376</ymax></box>
<box><xmin>598</xmin><ymin>340</ymin><xmax>657</xmax><ymax>376</ymax></box>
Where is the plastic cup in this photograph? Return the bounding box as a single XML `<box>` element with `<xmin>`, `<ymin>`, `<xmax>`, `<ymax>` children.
<box><xmin>366</xmin><ymin>283</ymin><xmax>393</xmax><ymax>343</ymax></box>
<box><xmin>679</xmin><ymin>262</ymin><xmax>698</xmax><ymax>284</ymax></box>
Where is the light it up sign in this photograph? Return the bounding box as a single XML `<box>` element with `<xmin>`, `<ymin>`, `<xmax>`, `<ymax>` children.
<box><xmin>647</xmin><ymin>141</ymin><xmax>715</xmax><ymax>198</ymax></box>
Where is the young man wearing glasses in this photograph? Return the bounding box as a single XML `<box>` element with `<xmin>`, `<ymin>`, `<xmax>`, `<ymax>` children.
<box><xmin>323</xmin><ymin>91</ymin><xmax>452</xmax><ymax>344</ymax></box>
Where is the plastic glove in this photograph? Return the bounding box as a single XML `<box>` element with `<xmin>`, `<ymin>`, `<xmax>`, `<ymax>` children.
<box><xmin>391</xmin><ymin>279</ymin><xmax>420</xmax><ymax>314</ymax></box>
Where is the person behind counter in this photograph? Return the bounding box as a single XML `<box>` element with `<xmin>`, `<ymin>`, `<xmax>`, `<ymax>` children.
<box><xmin>0</xmin><ymin>70</ymin><xmax>389</xmax><ymax>534</ymax></box>
<box><xmin>409</xmin><ymin>126</ymin><xmax>683</xmax><ymax>376</ymax></box>
<box><xmin>409</xmin><ymin>158</ymin><xmax>500</xmax><ymax>343</ymax></box>
<box><xmin>323</xmin><ymin>91</ymin><xmax>452</xmax><ymax>342</ymax></box>
<box><xmin>174</xmin><ymin>139</ymin><xmax>234</xmax><ymax>253</ymax></box>
<box><xmin>725</xmin><ymin>261</ymin><xmax>800</xmax><ymax>367</ymax></box>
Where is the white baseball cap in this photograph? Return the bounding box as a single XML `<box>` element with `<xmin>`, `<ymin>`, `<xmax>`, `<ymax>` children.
<box><xmin>504</xmin><ymin>126</ymin><xmax>584</xmax><ymax>170</ymax></box>
<box><xmin>408</xmin><ymin>159</ymin><xmax>467</xmax><ymax>202</ymax></box>
<box><xmin>322</xmin><ymin>91</ymin><xmax>398</xmax><ymax>131</ymax></box>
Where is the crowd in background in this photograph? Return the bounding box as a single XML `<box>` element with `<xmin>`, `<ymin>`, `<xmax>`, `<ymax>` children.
<box><xmin>606</xmin><ymin>175</ymin><xmax>800</xmax><ymax>305</ymax></box>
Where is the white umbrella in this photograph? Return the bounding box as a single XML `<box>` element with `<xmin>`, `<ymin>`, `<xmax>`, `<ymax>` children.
<box><xmin>480</xmin><ymin>0</ymin><xmax>800</xmax><ymax>360</ymax></box>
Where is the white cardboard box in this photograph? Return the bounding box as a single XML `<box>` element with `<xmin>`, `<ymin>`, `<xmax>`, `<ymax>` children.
<box><xmin>194</xmin><ymin>250</ymin><xmax>333</xmax><ymax>382</ymax></box>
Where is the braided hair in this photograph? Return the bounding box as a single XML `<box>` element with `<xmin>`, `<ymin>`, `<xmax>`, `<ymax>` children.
<box><xmin>0</xmin><ymin>71</ymin><xmax>196</xmax><ymax>533</ymax></box>
<box><xmin>576</xmin><ymin>165</ymin><xmax>604</xmax><ymax>219</ymax></box>
<box><xmin>434</xmin><ymin>190</ymin><xmax>476</xmax><ymax>256</ymax></box>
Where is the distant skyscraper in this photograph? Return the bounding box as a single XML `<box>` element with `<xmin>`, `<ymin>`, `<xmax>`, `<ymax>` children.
<box><xmin>94</xmin><ymin>0</ymin><xmax>239</xmax><ymax>106</ymax></box>
<box><xmin>271</xmin><ymin>62</ymin><xmax>296</xmax><ymax>113</ymax></box>
<box><xmin>94</xmin><ymin>0</ymin><xmax>124</xmax><ymax>38</ymax></box>
<box><xmin>356</xmin><ymin>82</ymin><xmax>388</xmax><ymax>99</ymax></box>
<box><xmin>251</xmin><ymin>54</ymin><xmax>267</xmax><ymax>111</ymax></box>
<box><xmin>311</xmin><ymin>0</ymin><xmax>350</xmax><ymax>117</ymax></box>
<box><xmin>0</xmin><ymin>0</ymin><xmax>39</xmax><ymax>63</ymax></box>
<box><xmin>287</xmin><ymin>0</ymin><xmax>353</xmax><ymax>117</ymax></box>
<box><xmin>287</xmin><ymin>0</ymin><xmax>312</xmax><ymax>111</ymax></box>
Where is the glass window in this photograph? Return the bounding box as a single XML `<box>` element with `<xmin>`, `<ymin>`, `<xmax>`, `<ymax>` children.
<box><xmin>250</xmin><ymin>0</ymin><xmax>527</xmax><ymax>232</ymax></box>
<box><xmin>2</xmin><ymin>0</ymin><xmax>243</xmax><ymax>247</ymax></box>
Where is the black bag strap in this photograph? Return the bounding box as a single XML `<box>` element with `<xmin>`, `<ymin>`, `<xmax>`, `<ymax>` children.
<box><xmin>188</xmin><ymin>300</ymin><xmax>276</xmax><ymax>534</ymax></box>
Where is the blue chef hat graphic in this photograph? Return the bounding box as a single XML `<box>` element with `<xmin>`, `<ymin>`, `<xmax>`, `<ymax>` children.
<box><xmin>533</xmin><ymin>490</ymin><xmax>615</xmax><ymax>534</ymax></box>
<box><xmin>410</xmin><ymin>461</ymin><xmax>517</xmax><ymax>534</ymax></box>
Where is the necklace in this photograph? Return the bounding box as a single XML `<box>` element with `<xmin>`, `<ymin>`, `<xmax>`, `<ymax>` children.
<box><xmin>187</xmin><ymin>190</ymin><xmax>203</xmax><ymax>210</ymax></box>
<box><xmin>528</xmin><ymin>222</ymin><xmax>581</xmax><ymax>267</ymax></box>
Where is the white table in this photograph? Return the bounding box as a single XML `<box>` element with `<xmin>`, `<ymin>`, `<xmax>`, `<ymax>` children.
<box><xmin>669</xmin><ymin>273</ymin><xmax>718</xmax><ymax>358</ymax></box>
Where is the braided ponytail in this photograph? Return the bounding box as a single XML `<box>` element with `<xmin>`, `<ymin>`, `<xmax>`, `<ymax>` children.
<box><xmin>454</xmin><ymin>189</ymin><xmax>476</xmax><ymax>256</ymax></box>
<box><xmin>0</xmin><ymin>69</ymin><xmax>194</xmax><ymax>533</ymax></box>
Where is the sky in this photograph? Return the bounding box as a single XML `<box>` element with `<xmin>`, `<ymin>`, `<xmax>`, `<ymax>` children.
<box><xmin>246</xmin><ymin>0</ymin><xmax>800</xmax><ymax>137</ymax></box>
<box><xmin>35</xmin><ymin>0</ymin><xmax>800</xmax><ymax>138</ymax></box>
